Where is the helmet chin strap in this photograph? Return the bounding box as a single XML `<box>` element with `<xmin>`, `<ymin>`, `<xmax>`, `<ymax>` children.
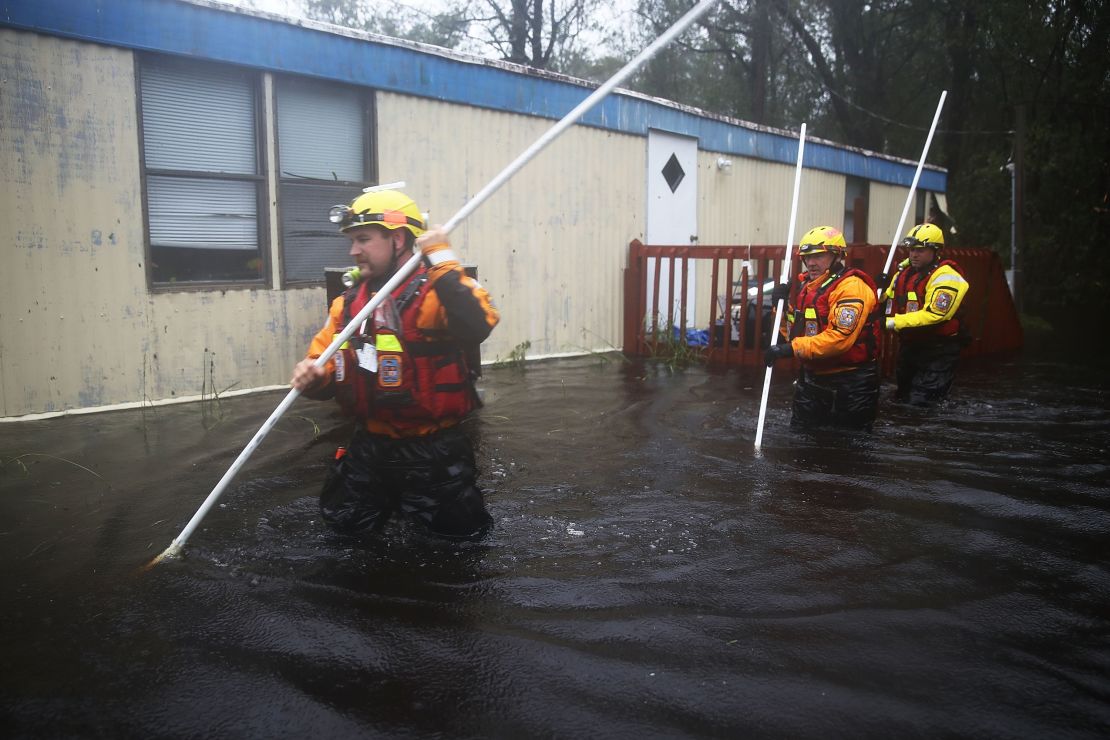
<box><xmin>387</xmin><ymin>231</ymin><xmax>409</xmax><ymax>275</ymax></box>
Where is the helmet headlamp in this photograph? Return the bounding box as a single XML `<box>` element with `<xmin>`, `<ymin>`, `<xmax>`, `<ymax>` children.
<box><xmin>329</xmin><ymin>204</ymin><xmax>351</xmax><ymax>225</ymax></box>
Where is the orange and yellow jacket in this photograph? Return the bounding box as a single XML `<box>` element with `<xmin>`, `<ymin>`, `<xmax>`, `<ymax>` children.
<box><xmin>304</xmin><ymin>254</ymin><xmax>499</xmax><ymax>438</ymax></box>
<box><xmin>785</xmin><ymin>267</ymin><xmax>879</xmax><ymax>375</ymax></box>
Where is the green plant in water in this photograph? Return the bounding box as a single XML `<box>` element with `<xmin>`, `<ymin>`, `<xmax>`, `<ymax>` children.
<box><xmin>1</xmin><ymin>452</ymin><xmax>108</xmax><ymax>482</ymax></box>
<box><xmin>288</xmin><ymin>415</ymin><xmax>322</xmax><ymax>439</ymax></box>
<box><xmin>492</xmin><ymin>340</ymin><xmax>531</xmax><ymax>370</ymax></box>
<box><xmin>200</xmin><ymin>349</ymin><xmax>240</xmax><ymax>428</ymax></box>
<box><xmin>648</xmin><ymin>319</ymin><xmax>705</xmax><ymax>373</ymax></box>
<box><xmin>200</xmin><ymin>348</ymin><xmax>221</xmax><ymax>425</ymax></box>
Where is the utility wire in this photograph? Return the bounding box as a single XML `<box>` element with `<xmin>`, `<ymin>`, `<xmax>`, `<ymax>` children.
<box><xmin>823</xmin><ymin>85</ymin><xmax>1015</xmax><ymax>136</ymax></box>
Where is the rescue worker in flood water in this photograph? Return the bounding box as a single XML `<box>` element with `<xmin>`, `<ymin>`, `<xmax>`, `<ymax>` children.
<box><xmin>764</xmin><ymin>225</ymin><xmax>881</xmax><ymax>430</ymax></box>
<box><xmin>291</xmin><ymin>189</ymin><xmax>500</xmax><ymax>540</ymax></box>
<box><xmin>879</xmin><ymin>223</ymin><xmax>970</xmax><ymax>406</ymax></box>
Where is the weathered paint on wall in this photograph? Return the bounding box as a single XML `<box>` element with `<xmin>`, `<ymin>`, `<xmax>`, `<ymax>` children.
<box><xmin>2</xmin><ymin>31</ymin><xmax>144</xmax><ymax>416</ymax></box>
<box><xmin>377</xmin><ymin>93</ymin><xmax>645</xmax><ymax>362</ymax></box>
<box><xmin>0</xmin><ymin>29</ymin><xmax>326</xmax><ymax>417</ymax></box>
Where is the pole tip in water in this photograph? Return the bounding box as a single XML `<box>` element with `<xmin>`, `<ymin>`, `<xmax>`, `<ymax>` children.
<box><xmin>140</xmin><ymin>543</ymin><xmax>183</xmax><ymax>572</ymax></box>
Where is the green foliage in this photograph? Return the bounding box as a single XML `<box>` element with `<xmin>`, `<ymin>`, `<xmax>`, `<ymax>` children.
<box><xmin>646</xmin><ymin>322</ymin><xmax>704</xmax><ymax>373</ymax></box>
<box><xmin>492</xmin><ymin>340</ymin><xmax>532</xmax><ymax>370</ymax></box>
<box><xmin>941</xmin><ymin>0</ymin><xmax>1110</xmax><ymax>323</ymax></box>
<box><xmin>554</xmin><ymin>49</ymin><xmax>628</xmax><ymax>83</ymax></box>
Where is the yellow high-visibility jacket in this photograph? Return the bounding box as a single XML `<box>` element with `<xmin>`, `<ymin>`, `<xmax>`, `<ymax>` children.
<box><xmin>882</xmin><ymin>258</ymin><xmax>968</xmax><ymax>339</ymax></box>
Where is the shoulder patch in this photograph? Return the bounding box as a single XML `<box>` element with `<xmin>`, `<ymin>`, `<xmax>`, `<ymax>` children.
<box><xmin>931</xmin><ymin>287</ymin><xmax>956</xmax><ymax>313</ymax></box>
<box><xmin>834</xmin><ymin>304</ymin><xmax>860</xmax><ymax>330</ymax></box>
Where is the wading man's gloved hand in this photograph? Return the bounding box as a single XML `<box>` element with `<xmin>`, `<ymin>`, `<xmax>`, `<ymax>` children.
<box><xmin>416</xmin><ymin>226</ymin><xmax>457</xmax><ymax>265</ymax></box>
<box><xmin>875</xmin><ymin>272</ymin><xmax>891</xmax><ymax>291</ymax></box>
<box><xmin>764</xmin><ymin>342</ymin><xmax>794</xmax><ymax>367</ymax></box>
<box><xmin>770</xmin><ymin>282</ymin><xmax>790</xmax><ymax>304</ymax></box>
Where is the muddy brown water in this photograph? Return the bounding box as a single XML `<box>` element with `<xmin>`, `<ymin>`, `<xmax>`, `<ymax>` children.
<box><xmin>2</xmin><ymin>351</ymin><xmax>1109</xmax><ymax>738</ymax></box>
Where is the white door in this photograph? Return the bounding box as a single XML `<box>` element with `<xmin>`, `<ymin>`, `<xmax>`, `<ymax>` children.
<box><xmin>646</xmin><ymin>129</ymin><xmax>698</xmax><ymax>332</ymax></box>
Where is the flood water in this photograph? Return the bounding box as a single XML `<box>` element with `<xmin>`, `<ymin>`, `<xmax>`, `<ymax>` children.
<box><xmin>2</xmin><ymin>347</ymin><xmax>1109</xmax><ymax>738</ymax></box>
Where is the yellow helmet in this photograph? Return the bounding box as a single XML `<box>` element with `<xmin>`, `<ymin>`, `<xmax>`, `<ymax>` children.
<box><xmin>329</xmin><ymin>189</ymin><xmax>426</xmax><ymax>237</ymax></box>
<box><xmin>798</xmin><ymin>226</ymin><xmax>847</xmax><ymax>257</ymax></box>
<box><xmin>900</xmin><ymin>223</ymin><xmax>944</xmax><ymax>251</ymax></box>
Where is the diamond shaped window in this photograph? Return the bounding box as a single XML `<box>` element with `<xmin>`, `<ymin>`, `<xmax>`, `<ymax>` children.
<box><xmin>662</xmin><ymin>153</ymin><xmax>685</xmax><ymax>193</ymax></box>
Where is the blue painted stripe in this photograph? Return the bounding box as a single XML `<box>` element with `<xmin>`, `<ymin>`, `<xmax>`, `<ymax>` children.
<box><xmin>2</xmin><ymin>0</ymin><xmax>945</xmax><ymax>191</ymax></box>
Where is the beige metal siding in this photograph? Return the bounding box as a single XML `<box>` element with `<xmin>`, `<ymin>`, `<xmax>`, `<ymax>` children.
<box><xmin>698</xmin><ymin>152</ymin><xmax>844</xmax><ymax>246</ymax></box>
<box><xmin>377</xmin><ymin>93</ymin><xmax>645</xmax><ymax>363</ymax></box>
<box><xmin>0</xmin><ymin>30</ymin><xmax>322</xmax><ymax>417</ymax></box>
<box><xmin>694</xmin><ymin>151</ymin><xmax>846</xmax><ymax>317</ymax></box>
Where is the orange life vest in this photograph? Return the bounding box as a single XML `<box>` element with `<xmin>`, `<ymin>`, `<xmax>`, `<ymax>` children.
<box><xmin>332</xmin><ymin>268</ymin><xmax>479</xmax><ymax>428</ymax></box>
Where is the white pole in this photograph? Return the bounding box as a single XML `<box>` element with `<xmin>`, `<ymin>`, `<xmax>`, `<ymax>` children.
<box><xmin>148</xmin><ymin>0</ymin><xmax>725</xmax><ymax>567</ymax></box>
<box><xmin>754</xmin><ymin>123</ymin><xmax>806</xmax><ymax>451</ymax></box>
<box><xmin>877</xmin><ymin>90</ymin><xmax>947</xmax><ymax>296</ymax></box>
<box><xmin>1006</xmin><ymin>161</ymin><xmax>1016</xmax><ymax>294</ymax></box>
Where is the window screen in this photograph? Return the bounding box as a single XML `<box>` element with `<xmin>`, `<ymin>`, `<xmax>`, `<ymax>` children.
<box><xmin>276</xmin><ymin>77</ymin><xmax>372</xmax><ymax>282</ymax></box>
<box><xmin>139</xmin><ymin>58</ymin><xmax>264</xmax><ymax>285</ymax></box>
